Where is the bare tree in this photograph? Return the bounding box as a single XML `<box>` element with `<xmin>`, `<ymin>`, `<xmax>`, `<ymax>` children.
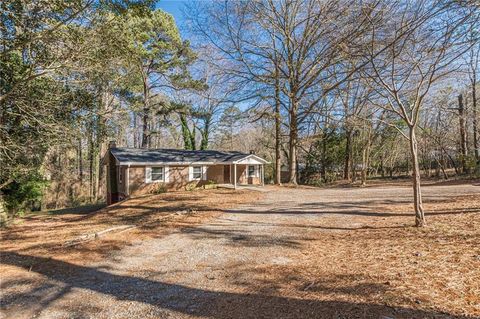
<box><xmin>364</xmin><ymin>1</ymin><xmax>479</xmax><ymax>226</ymax></box>
<box><xmin>187</xmin><ymin>0</ymin><xmax>381</xmax><ymax>184</ymax></box>
<box><xmin>466</xmin><ymin>42</ymin><xmax>480</xmax><ymax>167</ymax></box>
<box><xmin>457</xmin><ymin>94</ymin><xmax>469</xmax><ymax>173</ymax></box>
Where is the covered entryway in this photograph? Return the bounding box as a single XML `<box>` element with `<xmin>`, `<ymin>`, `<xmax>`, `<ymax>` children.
<box><xmin>222</xmin><ymin>154</ymin><xmax>268</xmax><ymax>189</ymax></box>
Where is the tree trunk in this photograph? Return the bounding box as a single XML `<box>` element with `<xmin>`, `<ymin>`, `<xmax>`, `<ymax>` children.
<box><xmin>141</xmin><ymin>72</ymin><xmax>150</xmax><ymax>149</ymax></box>
<box><xmin>141</xmin><ymin>112</ymin><xmax>149</xmax><ymax>148</ymax></box>
<box><xmin>444</xmin><ymin>148</ymin><xmax>459</xmax><ymax>175</ymax></box>
<box><xmin>321</xmin><ymin>131</ymin><xmax>327</xmax><ymax>183</ymax></box>
<box><xmin>409</xmin><ymin>126</ymin><xmax>426</xmax><ymax>227</ymax></box>
<box><xmin>272</xmin><ymin>31</ymin><xmax>282</xmax><ymax>185</ymax></box>
<box><xmin>200</xmin><ymin>115</ymin><xmax>210</xmax><ymax>150</ymax></box>
<box><xmin>95</xmin><ymin>144</ymin><xmax>103</xmax><ymax>201</ymax></box>
<box><xmin>180</xmin><ymin>113</ymin><xmax>195</xmax><ymax>150</ymax></box>
<box><xmin>344</xmin><ymin>129</ymin><xmax>352</xmax><ymax>181</ymax></box>
<box><xmin>351</xmin><ymin>132</ymin><xmax>357</xmax><ymax>182</ymax></box>
<box><xmin>380</xmin><ymin>155</ymin><xmax>385</xmax><ymax>178</ymax></box>
<box><xmin>78</xmin><ymin>138</ymin><xmax>83</xmax><ymax>186</ymax></box>
<box><xmin>95</xmin><ymin>90</ymin><xmax>109</xmax><ymax>202</ymax></box>
<box><xmin>190</xmin><ymin>124</ymin><xmax>197</xmax><ymax>151</ymax></box>
<box><xmin>288</xmin><ymin>101</ymin><xmax>298</xmax><ymax>184</ymax></box>
<box><xmin>435</xmin><ymin>156</ymin><xmax>448</xmax><ymax>180</ymax></box>
<box><xmin>274</xmin><ymin>70</ymin><xmax>282</xmax><ymax>185</ymax></box>
<box><xmin>472</xmin><ymin>73</ymin><xmax>479</xmax><ymax>165</ymax></box>
<box><xmin>88</xmin><ymin>127</ymin><xmax>94</xmax><ymax>202</ymax></box>
<box><xmin>458</xmin><ymin>94</ymin><xmax>468</xmax><ymax>173</ymax></box>
<box><xmin>93</xmin><ymin>152</ymin><xmax>99</xmax><ymax>201</ymax></box>
<box><xmin>361</xmin><ymin>136</ymin><xmax>371</xmax><ymax>186</ymax></box>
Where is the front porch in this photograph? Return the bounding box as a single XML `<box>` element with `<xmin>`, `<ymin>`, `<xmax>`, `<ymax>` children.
<box><xmin>205</xmin><ymin>154</ymin><xmax>268</xmax><ymax>189</ymax></box>
<box><xmin>220</xmin><ymin>163</ymin><xmax>265</xmax><ymax>189</ymax></box>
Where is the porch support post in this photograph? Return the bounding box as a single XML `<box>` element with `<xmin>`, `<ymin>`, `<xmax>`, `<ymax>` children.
<box><xmin>234</xmin><ymin>163</ymin><xmax>237</xmax><ymax>190</ymax></box>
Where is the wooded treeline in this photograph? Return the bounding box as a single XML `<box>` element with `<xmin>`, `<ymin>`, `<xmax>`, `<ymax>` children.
<box><xmin>1</xmin><ymin>0</ymin><xmax>479</xmax><ymax>226</ymax></box>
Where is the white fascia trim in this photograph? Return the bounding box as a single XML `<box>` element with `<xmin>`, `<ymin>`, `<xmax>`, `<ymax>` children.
<box><xmin>232</xmin><ymin>154</ymin><xmax>270</xmax><ymax>164</ymax></box>
<box><xmin>118</xmin><ymin>157</ymin><xmax>270</xmax><ymax>166</ymax></box>
<box><xmin>120</xmin><ymin>161</ymin><xmax>216</xmax><ymax>166</ymax></box>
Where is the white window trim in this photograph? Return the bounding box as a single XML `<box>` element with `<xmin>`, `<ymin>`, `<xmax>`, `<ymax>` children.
<box><xmin>189</xmin><ymin>165</ymin><xmax>207</xmax><ymax>181</ymax></box>
<box><xmin>146</xmin><ymin>166</ymin><xmax>169</xmax><ymax>183</ymax></box>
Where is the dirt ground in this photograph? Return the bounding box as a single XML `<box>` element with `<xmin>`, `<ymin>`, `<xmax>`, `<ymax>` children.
<box><xmin>1</xmin><ymin>181</ymin><xmax>479</xmax><ymax>319</ymax></box>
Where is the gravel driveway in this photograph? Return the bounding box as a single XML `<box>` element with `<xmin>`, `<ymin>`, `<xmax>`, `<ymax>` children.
<box><xmin>3</xmin><ymin>182</ymin><xmax>479</xmax><ymax>319</ymax></box>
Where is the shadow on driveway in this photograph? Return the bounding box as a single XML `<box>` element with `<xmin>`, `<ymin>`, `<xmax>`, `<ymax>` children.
<box><xmin>0</xmin><ymin>251</ymin><xmax>469</xmax><ymax>319</ymax></box>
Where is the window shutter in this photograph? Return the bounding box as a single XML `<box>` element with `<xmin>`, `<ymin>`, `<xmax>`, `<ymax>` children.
<box><xmin>164</xmin><ymin>166</ymin><xmax>170</xmax><ymax>183</ymax></box>
<box><xmin>188</xmin><ymin>166</ymin><xmax>193</xmax><ymax>181</ymax></box>
<box><xmin>202</xmin><ymin>166</ymin><xmax>207</xmax><ymax>180</ymax></box>
<box><xmin>145</xmin><ymin>167</ymin><xmax>152</xmax><ymax>183</ymax></box>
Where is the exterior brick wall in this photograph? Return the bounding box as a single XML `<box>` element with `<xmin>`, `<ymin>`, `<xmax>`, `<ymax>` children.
<box><xmin>206</xmin><ymin>165</ymin><xmax>224</xmax><ymax>184</ymax></box>
<box><xmin>112</xmin><ymin>163</ymin><xmax>263</xmax><ymax>199</ymax></box>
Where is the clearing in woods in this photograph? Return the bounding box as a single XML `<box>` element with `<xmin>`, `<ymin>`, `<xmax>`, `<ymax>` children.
<box><xmin>1</xmin><ymin>180</ymin><xmax>479</xmax><ymax>319</ymax></box>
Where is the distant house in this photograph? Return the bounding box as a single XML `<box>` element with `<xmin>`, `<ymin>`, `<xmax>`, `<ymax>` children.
<box><xmin>103</xmin><ymin>142</ymin><xmax>269</xmax><ymax>204</ymax></box>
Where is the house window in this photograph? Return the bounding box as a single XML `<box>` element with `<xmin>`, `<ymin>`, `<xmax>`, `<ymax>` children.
<box><xmin>248</xmin><ymin>165</ymin><xmax>255</xmax><ymax>177</ymax></box>
<box><xmin>151</xmin><ymin>167</ymin><xmax>164</xmax><ymax>181</ymax></box>
<box><xmin>192</xmin><ymin>166</ymin><xmax>202</xmax><ymax>180</ymax></box>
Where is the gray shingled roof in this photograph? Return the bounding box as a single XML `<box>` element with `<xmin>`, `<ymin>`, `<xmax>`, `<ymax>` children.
<box><xmin>110</xmin><ymin>148</ymin><xmax>262</xmax><ymax>164</ymax></box>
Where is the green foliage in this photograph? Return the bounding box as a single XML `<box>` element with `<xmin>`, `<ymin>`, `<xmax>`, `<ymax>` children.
<box><xmin>465</xmin><ymin>155</ymin><xmax>479</xmax><ymax>174</ymax></box>
<box><xmin>185</xmin><ymin>183</ymin><xmax>197</xmax><ymax>191</ymax></box>
<box><xmin>303</xmin><ymin>130</ymin><xmax>347</xmax><ymax>184</ymax></box>
<box><xmin>118</xmin><ymin>8</ymin><xmax>202</xmax><ymax>89</ymax></box>
<box><xmin>99</xmin><ymin>0</ymin><xmax>157</xmax><ymax>15</ymax></box>
<box><xmin>0</xmin><ymin>0</ymin><xmax>159</xmax><ymax>215</ymax></box>
<box><xmin>2</xmin><ymin>173</ymin><xmax>48</xmax><ymax>219</ymax></box>
<box><xmin>0</xmin><ymin>52</ymin><xmax>72</xmax><ymax>189</ymax></box>
<box><xmin>179</xmin><ymin>112</ymin><xmax>196</xmax><ymax>150</ymax></box>
<box><xmin>153</xmin><ymin>183</ymin><xmax>167</xmax><ymax>194</ymax></box>
<box><xmin>199</xmin><ymin>116</ymin><xmax>210</xmax><ymax>150</ymax></box>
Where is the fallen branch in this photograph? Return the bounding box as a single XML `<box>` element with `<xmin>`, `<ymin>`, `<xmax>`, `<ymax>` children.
<box><xmin>303</xmin><ymin>281</ymin><xmax>316</xmax><ymax>291</ymax></box>
<box><xmin>63</xmin><ymin>225</ymin><xmax>136</xmax><ymax>247</ymax></box>
<box><xmin>62</xmin><ymin>209</ymin><xmax>199</xmax><ymax>247</ymax></box>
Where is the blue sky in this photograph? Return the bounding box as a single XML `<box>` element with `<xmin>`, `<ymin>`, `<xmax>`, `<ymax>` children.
<box><xmin>156</xmin><ymin>0</ymin><xmax>189</xmax><ymax>26</ymax></box>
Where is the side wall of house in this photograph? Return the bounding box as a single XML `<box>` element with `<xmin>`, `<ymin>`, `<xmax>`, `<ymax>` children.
<box><xmin>117</xmin><ymin>166</ymin><xmax>126</xmax><ymax>195</ymax></box>
<box><xmin>106</xmin><ymin>152</ymin><xmax>120</xmax><ymax>204</ymax></box>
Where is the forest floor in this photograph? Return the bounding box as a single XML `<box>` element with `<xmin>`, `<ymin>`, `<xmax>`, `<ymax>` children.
<box><xmin>1</xmin><ymin>180</ymin><xmax>479</xmax><ymax>319</ymax></box>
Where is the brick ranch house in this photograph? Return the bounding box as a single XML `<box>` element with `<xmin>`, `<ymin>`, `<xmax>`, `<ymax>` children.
<box><xmin>103</xmin><ymin>142</ymin><xmax>269</xmax><ymax>204</ymax></box>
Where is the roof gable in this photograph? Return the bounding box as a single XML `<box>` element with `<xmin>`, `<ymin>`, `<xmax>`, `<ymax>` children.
<box><xmin>233</xmin><ymin>154</ymin><xmax>269</xmax><ymax>164</ymax></box>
